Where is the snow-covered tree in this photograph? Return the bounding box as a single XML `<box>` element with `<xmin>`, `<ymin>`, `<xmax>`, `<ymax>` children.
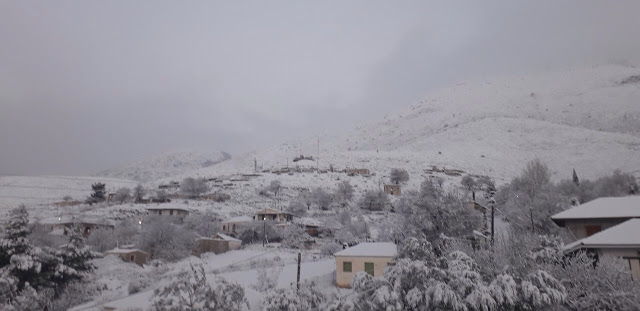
<box><xmin>252</xmin><ymin>267</ymin><xmax>281</xmax><ymax>293</ymax></box>
<box><xmin>153</xmin><ymin>264</ymin><xmax>248</xmax><ymax>311</ymax></box>
<box><xmin>286</xmin><ymin>200</ymin><xmax>307</xmax><ymax>216</ymax></box>
<box><xmin>86</xmin><ymin>182</ymin><xmax>106</xmax><ymax>205</ymax></box>
<box><xmin>55</xmin><ymin>228</ymin><xmax>99</xmax><ymax>285</ymax></box>
<box><xmin>138</xmin><ymin>216</ymin><xmax>197</xmax><ymax>261</ymax></box>
<box><xmin>358</xmin><ymin>190</ymin><xmax>388</xmax><ymax>211</ymax></box>
<box><xmin>312</xmin><ymin>187</ymin><xmax>332</xmax><ymax>210</ymax></box>
<box><xmin>390</xmin><ymin>168</ymin><xmax>409</xmax><ymax>185</ymax></box>
<box><xmin>183</xmin><ymin>212</ymin><xmax>222</xmax><ymax>237</ymax></box>
<box><xmin>237</xmin><ymin>220</ymin><xmax>280</xmax><ymax>244</ymax></box>
<box><xmin>133</xmin><ymin>183</ymin><xmax>146</xmax><ymax>203</ymax></box>
<box><xmin>281</xmin><ymin>225</ymin><xmax>313</xmax><ymax>249</ymax></box>
<box><xmin>267</xmin><ymin>180</ymin><xmax>282</xmax><ymax>197</ymax></box>
<box><xmin>180</xmin><ymin>177</ymin><xmax>209</xmax><ymax>199</ymax></box>
<box><xmin>113</xmin><ymin>187</ymin><xmax>131</xmax><ymax>204</ymax></box>
<box><xmin>347</xmin><ymin>237</ymin><xmax>566</xmax><ymax>311</ymax></box>
<box><xmin>263</xmin><ymin>281</ymin><xmax>324</xmax><ymax>311</ymax></box>
<box><xmin>461</xmin><ymin>175</ymin><xmax>476</xmax><ymax>190</ymax></box>
<box><xmin>335</xmin><ymin>180</ymin><xmax>355</xmax><ymax>202</ymax></box>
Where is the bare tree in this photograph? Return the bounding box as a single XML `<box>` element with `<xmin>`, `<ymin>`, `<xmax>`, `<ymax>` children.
<box><xmin>137</xmin><ymin>215</ymin><xmax>197</xmax><ymax>261</ymax></box>
<box><xmin>181</xmin><ymin>177</ymin><xmax>209</xmax><ymax>199</ymax></box>
<box><xmin>335</xmin><ymin>180</ymin><xmax>354</xmax><ymax>202</ymax></box>
<box><xmin>390</xmin><ymin>168</ymin><xmax>409</xmax><ymax>184</ymax></box>
<box><xmin>460</xmin><ymin>175</ymin><xmax>476</xmax><ymax>190</ymax></box>
<box><xmin>267</xmin><ymin>180</ymin><xmax>282</xmax><ymax>197</ymax></box>
<box><xmin>359</xmin><ymin>190</ymin><xmax>388</xmax><ymax>211</ymax></box>
<box><xmin>113</xmin><ymin>187</ymin><xmax>131</xmax><ymax>204</ymax></box>
<box><xmin>154</xmin><ymin>189</ymin><xmax>169</xmax><ymax>203</ymax></box>
<box><xmin>133</xmin><ymin>184</ymin><xmax>146</xmax><ymax>203</ymax></box>
<box><xmin>312</xmin><ymin>187</ymin><xmax>332</xmax><ymax>210</ymax></box>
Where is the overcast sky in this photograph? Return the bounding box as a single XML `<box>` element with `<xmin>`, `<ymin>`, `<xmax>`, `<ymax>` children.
<box><xmin>1</xmin><ymin>1</ymin><xmax>640</xmax><ymax>175</ymax></box>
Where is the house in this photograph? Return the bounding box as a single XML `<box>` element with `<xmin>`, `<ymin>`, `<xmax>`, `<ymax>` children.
<box><xmin>146</xmin><ymin>206</ymin><xmax>191</xmax><ymax>219</ymax></box>
<box><xmin>193</xmin><ymin>238</ymin><xmax>229</xmax><ymax>256</ymax></box>
<box><xmin>39</xmin><ymin>216</ymin><xmax>115</xmax><ymax>235</ymax></box>
<box><xmin>193</xmin><ymin>233</ymin><xmax>243</xmax><ymax>256</ymax></box>
<box><xmin>334</xmin><ymin>242</ymin><xmax>397</xmax><ymax>288</ymax></box>
<box><xmin>294</xmin><ymin>217</ymin><xmax>323</xmax><ymax>237</ymax></box>
<box><xmin>105</xmin><ymin>247</ymin><xmax>149</xmax><ymax>266</ymax></box>
<box><xmin>221</xmin><ymin>216</ymin><xmax>253</xmax><ymax>235</ymax></box>
<box><xmin>384</xmin><ymin>184</ymin><xmax>401</xmax><ymax>196</ymax></box>
<box><xmin>563</xmin><ymin>219</ymin><xmax>640</xmax><ymax>280</ymax></box>
<box><xmin>214</xmin><ymin>233</ymin><xmax>243</xmax><ymax>250</ymax></box>
<box><xmin>253</xmin><ymin>208</ymin><xmax>294</xmax><ymax>223</ymax></box>
<box><xmin>551</xmin><ymin>196</ymin><xmax>640</xmax><ymax>240</ymax></box>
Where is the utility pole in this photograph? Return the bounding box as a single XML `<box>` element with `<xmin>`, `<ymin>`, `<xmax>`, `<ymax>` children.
<box><xmin>491</xmin><ymin>204</ymin><xmax>495</xmax><ymax>246</ymax></box>
<box><xmin>296</xmin><ymin>252</ymin><xmax>301</xmax><ymax>291</ymax></box>
<box><xmin>254</xmin><ymin>158</ymin><xmax>257</xmax><ymax>173</ymax></box>
<box><xmin>530</xmin><ymin>209</ymin><xmax>535</xmax><ymax>234</ymax></box>
<box><xmin>262</xmin><ymin>218</ymin><xmax>266</xmax><ymax>247</ymax></box>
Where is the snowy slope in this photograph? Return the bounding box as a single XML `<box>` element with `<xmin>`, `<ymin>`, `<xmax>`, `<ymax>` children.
<box><xmin>96</xmin><ymin>150</ymin><xmax>231</xmax><ymax>182</ymax></box>
<box><xmin>182</xmin><ymin>65</ymin><xmax>640</xmax><ymax>186</ymax></box>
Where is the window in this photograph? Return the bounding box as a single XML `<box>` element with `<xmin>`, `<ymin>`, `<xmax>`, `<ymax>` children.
<box><xmin>170</xmin><ymin>210</ymin><xmax>174</xmax><ymax>216</ymax></box>
<box><xmin>343</xmin><ymin>261</ymin><xmax>352</xmax><ymax>272</ymax></box>
<box><xmin>364</xmin><ymin>262</ymin><xmax>374</xmax><ymax>276</ymax></box>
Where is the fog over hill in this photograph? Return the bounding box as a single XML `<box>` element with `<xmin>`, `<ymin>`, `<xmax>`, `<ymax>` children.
<box><xmin>96</xmin><ymin>150</ymin><xmax>231</xmax><ymax>182</ymax></box>
<box><xmin>174</xmin><ymin>65</ymin><xmax>640</xmax><ymax>184</ymax></box>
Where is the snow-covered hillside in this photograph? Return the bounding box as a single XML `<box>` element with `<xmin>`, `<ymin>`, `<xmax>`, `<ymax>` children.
<box><xmin>182</xmin><ymin>65</ymin><xmax>640</xmax><ymax>185</ymax></box>
<box><xmin>96</xmin><ymin>150</ymin><xmax>231</xmax><ymax>182</ymax></box>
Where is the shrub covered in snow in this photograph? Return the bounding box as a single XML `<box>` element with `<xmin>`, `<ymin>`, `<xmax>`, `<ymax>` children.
<box><xmin>152</xmin><ymin>264</ymin><xmax>248</xmax><ymax>311</ymax></box>
<box><xmin>263</xmin><ymin>281</ymin><xmax>324</xmax><ymax>311</ymax></box>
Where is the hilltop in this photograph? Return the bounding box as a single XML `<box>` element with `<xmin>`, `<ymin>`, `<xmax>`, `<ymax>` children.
<box><xmin>96</xmin><ymin>150</ymin><xmax>231</xmax><ymax>182</ymax></box>
<box><xmin>180</xmin><ymin>65</ymin><xmax>640</xmax><ymax>186</ymax></box>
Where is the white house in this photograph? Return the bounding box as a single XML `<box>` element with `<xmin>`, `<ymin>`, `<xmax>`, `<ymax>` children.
<box><xmin>221</xmin><ymin>215</ymin><xmax>253</xmax><ymax>235</ymax></box>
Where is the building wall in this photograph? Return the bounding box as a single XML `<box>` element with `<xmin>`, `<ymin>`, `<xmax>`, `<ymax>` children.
<box><xmin>565</xmin><ymin>219</ymin><xmax>626</xmax><ymax>240</ymax></box>
<box><xmin>194</xmin><ymin>239</ymin><xmax>229</xmax><ymax>256</ymax></box>
<box><xmin>335</xmin><ymin>256</ymin><xmax>394</xmax><ymax>288</ymax></box>
<box><xmin>384</xmin><ymin>185</ymin><xmax>401</xmax><ymax>196</ymax></box>
<box><xmin>596</xmin><ymin>249</ymin><xmax>640</xmax><ymax>281</ymax></box>
<box><xmin>110</xmin><ymin>251</ymin><xmax>148</xmax><ymax>266</ymax></box>
<box><xmin>629</xmin><ymin>258</ymin><xmax>640</xmax><ymax>281</ymax></box>
<box><xmin>221</xmin><ymin>221</ymin><xmax>249</xmax><ymax>234</ymax></box>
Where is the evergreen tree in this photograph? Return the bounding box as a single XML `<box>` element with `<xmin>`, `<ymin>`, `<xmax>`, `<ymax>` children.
<box><xmin>572</xmin><ymin>169</ymin><xmax>580</xmax><ymax>186</ymax></box>
<box><xmin>86</xmin><ymin>183</ymin><xmax>106</xmax><ymax>205</ymax></box>
<box><xmin>55</xmin><ymin>229</ymin><xmax>99</xmax><ymax>285</ymax></box>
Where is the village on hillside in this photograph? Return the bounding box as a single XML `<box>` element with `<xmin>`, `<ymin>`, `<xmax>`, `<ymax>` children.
<box><xmin>1</xmin><ymin>154</ymin><xmax>639</xmax><ymax>310</ymax></box>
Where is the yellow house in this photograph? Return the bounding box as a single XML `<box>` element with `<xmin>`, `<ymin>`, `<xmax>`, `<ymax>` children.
<box><xmin>552</xmin><ymin>196</ymin><xmax>640</xmax><ymax>240</ymax></box>
<box><xmin>563</xmin><ymin>218</ymin><xmax>640</xmax><ymax>280</ymax></box>
<box><xmin>334</xmin><ymin>242</ymin><xmax>397</xmax><ymax>288</ymax></box>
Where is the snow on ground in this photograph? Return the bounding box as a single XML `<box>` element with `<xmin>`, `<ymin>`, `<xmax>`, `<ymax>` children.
<box><xmin>74</xmin><ymin>246</ymin><xmax>335</xmax><ymax>311</ymax></box>
<box><xmin>0</xmin><ymin>175</ymin><xmax>138</xmax><ymax>215</ymax></box>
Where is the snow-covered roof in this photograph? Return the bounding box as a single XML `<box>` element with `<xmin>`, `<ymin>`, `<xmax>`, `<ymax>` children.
<box><xmin>294</xmin><ymin>217</ymin><xmax>322</xmax><ymax>227</ymax></box>
<box><xmin>563</xmin><ymin>219</ymin><xmax>640</xmax><ymax>253</ymax></box>
<box><xmin>335</xmin><ymin>242</ymin><xmax>397</xmax><ymax>258</ymax></box>
<box><xmin>214</xmin><ymin>233</ymin><xmax>242</xmax><ymax>242</ymax></box>
<box><xmin>145</xmin><ymin>206</ymin><xmax>192</xmax><ymax>212</ymax></box>
<box><xmin>106</xmin><ymin>247</ymin><xmax>148</xmax><ymax>255</ymax></box>
<box><xmin>38</xmin><ymin>216</ymin><xmax>115</xmax><ymax>227</ymax></box>
<box><xmin>255</xmin><ymin>208</ymin><xmax>293</xmax><ymax>215</ymax></box>
<box><xmin>551</xmin><ymin>196</ymin><xmax>640</xmax><ymax>223</ymax></box>
<box><xmin>222</xmin><ymin>215</ymin><xmax>253</xmax><ymax>223</ymax></box>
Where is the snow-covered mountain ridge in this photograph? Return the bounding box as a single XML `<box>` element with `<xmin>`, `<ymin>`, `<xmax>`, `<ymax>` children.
<box><xmin>175</xmin><ymin>65</ymin><xmax>640</xmax><ymax>185</ymax></box>
<box><xmin>96</xmin><ymin>150</ymin><xmax>231</xmax><ymax>182</ymax></box>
